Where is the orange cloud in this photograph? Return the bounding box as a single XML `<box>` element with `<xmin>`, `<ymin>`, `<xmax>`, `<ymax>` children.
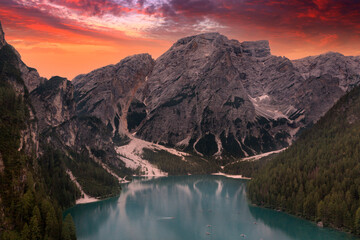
<box><xmin>0</xmin><ymin>0</ymin><xmax>359</xmax><ymax>79</ymax></box>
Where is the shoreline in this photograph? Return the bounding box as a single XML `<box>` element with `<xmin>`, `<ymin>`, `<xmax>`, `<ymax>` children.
<box><xmin>211</xmin><ymin>172</ymin><xmax>251</xmax><ymax>180</ymax></box>
<box><xmin>68</xmin><ymin>175</ymin><xmax>357</xmax><ymax>239</ymax></box>
<box><xmin>250</xmin><ymin>203</ymin><xmax>357</xmax><ymax>238</ymax></box>
<box><xmin>76</xmin><ymin>196</ymin><xmax>99</xmax><ymax>205</ymax></box>
<box><xmin>73</xmin><ymin>173</ymin><xmax>250</xmax><ymax>205</ymax></box>
<box><xmin>68</xmin><ymin>175</ymin><xmax>356</xmax><ymax>239</ymax></box>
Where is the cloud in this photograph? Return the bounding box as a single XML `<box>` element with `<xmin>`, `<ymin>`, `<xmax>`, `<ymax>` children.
<box><xmin>3</xmin><ymin>0</ymin><xmax>359</xmax><ymax>43</ymax></box>
<box><xmin>319</xmin><ymin>33</ymin><xmax>338</xmax><ymax>46</ymax></box>
<box><xmin>46</xmin><ymin>0</ymin><xmax>133</xmax><ymax>17</ymax></box>
<box><xmin>0</xmin><ymin>0</ymin><xmax>359</xmax><ymax>78</ymax></box>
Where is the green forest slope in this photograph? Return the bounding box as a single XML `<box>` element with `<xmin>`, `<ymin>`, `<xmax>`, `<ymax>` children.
<box><xmin>248</xmin><ymin>86</ymin><xmax>360</xmax><ymax>234</ymax></box>
<box><xmin>0</xmin><ymin>82</ymin><xmax>77</xmax><ymax>240</ymax></box>
<box><xmin>0</xmin><ymin>44</ymin><xmax>78</xmax><ymax>239</ymax></box>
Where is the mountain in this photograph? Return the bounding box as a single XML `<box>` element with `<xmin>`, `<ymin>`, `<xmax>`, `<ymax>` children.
<box><xmin>293</xmin><ymin>52</ymin><xmax>360</xmax><ymax>91</ymax></box>
<box><xmin>0</xmin><ymin>22</ymin><xmax>77</xmax><ymax>240</ymax></box>
<box><xmin>72</xmin><ymin>54</ymin><xmax>155</xmax><ymax>136</ymax></box>
<box><xmin>0</xmin><ymin>22</ymin><xmax>44</xmax><ymax>93</ymax></box>
<box><xmin>74</xmin><ymin>32</ymin><xmax>360</xmax><ymax>163</ymax></box>
<box><xmin>248</xmin><ymin>85</ymin><xmax>360</xmax><ymax>233</ymax></box>
<box><xmin>30</xmin><ymin>76</ymin><xmax>75</xmax><ymax>133</ymax></box>
<box><xmin>1</xmin><ymin>18</ymin><xmax>360</xmax><ymax>239</ymax></box>
<box><xmin>0</xmin><ymin>22</ymin><xmax>4</xmax><ymax>48</ymax></box>
<box><xmin>133</xmin><ymin>34</ymin><xmax>289</xmax><ymax>158</ymax></box>
<box><xmin>135</xmin><ymin>34</ymin><xmax>360</xmax><ymax>159</ymax></box>
<box><xmin>30</xmin><ymin>75</ymin><xmax>131</xmax><ymax>188</ymax></box>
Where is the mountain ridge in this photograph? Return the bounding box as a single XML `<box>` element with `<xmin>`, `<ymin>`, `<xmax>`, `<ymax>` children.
<box><xmin>1</xmin><ymin>19</ymin><xmax>360</xmax><ymax>238</ymax></box>
<box><xmin>69</xmin><ymin>32</ymin><xmax>360</xmax><ymax>165</ymax></box>
<box><xmin>0</xmin><ymin>21</ymin><xmax>5</xmax><ymax>48</ymax></box>
<box><xmin>1</xmin><ymin>19</ymin><xmax>360</xmax><ymax>194</ymax></box>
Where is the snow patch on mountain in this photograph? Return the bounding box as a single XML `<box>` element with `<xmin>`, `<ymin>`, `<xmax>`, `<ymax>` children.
<box><xmin>66</xmin><ymin>169</ymin><xmax>98</xmax><ymax>204</ymax></box>
<box><xmin>241</xmin><ymin>147</ymin><xmax>287</xmax><ymax>161</ymax></box>
<box><xmin>248</xmin><ymin>95</ymin><xmax>289</xmax><ymax>119</ymax></box>
<box><xmin>116</xmin><ymin>136</ymin><xmax>191</xmax><ymax>176</ymax></box>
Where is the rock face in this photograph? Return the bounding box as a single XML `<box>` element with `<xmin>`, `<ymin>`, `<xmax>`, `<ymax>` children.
<box><xmin>19</xmin><ymin>64</ymin><xmax>45</xmax><ymax>93</ymax></box>
<box><xmin>131</xmin><ymin>33</ymin><xmax>360</xmax><ymax>158</ymax></box>
<box><xmin>0</xmin><ymin>24</ymin><xmax>40</xmax><ymax>155</ymax></box>
<box><xmin>290</xmin><ymin>52</ymin><xmax>360</xmax><ymax>124</ymax></box>
<box><xmin>29</xmin><ymin>73</ymin><xmax>132</xmax><ymax>177</ymax></box>
<box><xmin>41</xmin><ymin>115</ymin><xmax>131</xmax><ymax>177</ymax></box>
<box><xmin>0</xmin><ymin>21</ymin><xmax>5</xmax><ymax>49</ymax></box>
<box><xmin>72</xmin><ymin>54</ymin><xmax>155</xmax><ymax>135</ymax></box>
<box><xmin>30</xmin><ymin>76</ymin><xmax>75</xmax><ymax>132</ymax></box>
<box><xmin>0</xmin><ymin>22</ymin><xmax>43</xmax><ymax>92</ymax></box>
<box><xmin>0</xmin><ymin>21</ymin><xmax>133</xmax><ymax>182</ymax></box>
<box><xmin>134</xmin><ymin>33</ymin><xmax>291</xmax><ymax>157</ymax></box>
<box><xmin>2</xmin><ymin>16</ymin><xmax>360</xmax><ymax>181</ymax></box>
<box><xmin>293</xmin><ymin>52</ymin><xmax>360</xmax><ymax>91</ymax></box>
<box><xmin>73</xmin><ymin>32</ymin><xmax>360</xmax><ymax>160</ymax></box>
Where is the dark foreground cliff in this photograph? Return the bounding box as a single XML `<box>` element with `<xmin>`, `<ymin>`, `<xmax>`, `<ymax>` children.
<box><xmin>0</xmin><ymin>22</ymin><xmax>78</xmax><ymax>239</ymax></box>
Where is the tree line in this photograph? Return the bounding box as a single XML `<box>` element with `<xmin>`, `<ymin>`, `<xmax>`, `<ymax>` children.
<box><xmin>0</xmin><ymin>81</ymin><xmax>77</xmax><ymax>240</ymax></box>
<box><xmin>248</xmin><ymin>86</ymin><xmax>360</xmax><ymax>234</ymax></box>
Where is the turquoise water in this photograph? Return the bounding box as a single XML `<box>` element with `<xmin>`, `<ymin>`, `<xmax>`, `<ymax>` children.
<box><xmin>65</xmin><ymin>175</ymin><xmax>357</xmax><ymax>240</ymax></box>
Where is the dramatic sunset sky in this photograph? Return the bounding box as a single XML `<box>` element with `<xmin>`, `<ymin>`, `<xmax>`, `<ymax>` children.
<box><xmin>0</xmin><ymin>0</ymin><xmax>359</xmax><ymax>79</ymax></box>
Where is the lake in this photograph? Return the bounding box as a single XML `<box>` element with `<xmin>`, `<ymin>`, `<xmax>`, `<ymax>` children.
<box><xmin>65</xmin><ymin>175</ymin><xmax>356</xmax><ymax>240</ymax></box>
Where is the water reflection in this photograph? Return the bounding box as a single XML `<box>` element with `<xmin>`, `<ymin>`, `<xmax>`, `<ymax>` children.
<box><xmin>248</xmin><ymin>205</ymin><xmax>356</xmax><ymax>240</ymax></box>
<box><xmin>66</xmin><ymin>175</ymin><xmax>356</xmax><ymax>240</ymax></box>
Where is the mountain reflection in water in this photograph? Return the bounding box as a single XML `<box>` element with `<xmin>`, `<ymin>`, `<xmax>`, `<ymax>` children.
<box><xmin>65</xmin><ymin>176</ymin><xmax>355</xmax><ymax>240</ymax></box>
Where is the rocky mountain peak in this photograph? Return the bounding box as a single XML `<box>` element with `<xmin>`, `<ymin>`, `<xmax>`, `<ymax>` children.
<box><xmin>293</xmin><ymin>51</ymin><xmax>360</xmax><ymax>91</ymax></box>
<box><xmin>241</xmin><ymin>40</ymin><xmax>270</xmax><ymax>58</ymax></box>
<box><xmin>164</xmin><ymin>32</ymin><xmax>230</xmax><ymax>61</ymax></box>
<box><xmin>127</xmin><ymin>33</ymin><xmax>360</xmax><ymax>159</ymax></box>
<box><xmin>173</xmin><ymin>32</ymin><xmax>222</xmax><ymax>46</ymax></box>
<box><xmin>8</xmin><ymin>26</ymin><xmax>356</xmax><ymax>163</ymax></box>
<box><xmin>73</xmin><ymin>53</ymin><xmax>155</xmax><ymax>135</ymax></box>
<box><xmin>0</xmin><ymin>21</ymin><xmax>6</xmax><ymax>48</ymax></box>
<box><xmin>0</xmin><ymin>21</ymin><xmax>43</xmax><ymax>92</ymax></box>
<box><xmin>321</xmin><ymin>51</ymin><xmax>344</xmax><ymax>57</ymax></box>
<box><xmin>132</xmin><ymin>34</ymin><xmax>284</xmax><ymax>158</ymax></box>
<box><xmin>166</xmin><ymin>32</ymin><xmax>271</xmax><ymax>63</ymax></box>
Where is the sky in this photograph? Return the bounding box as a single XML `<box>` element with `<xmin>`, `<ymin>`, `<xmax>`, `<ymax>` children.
<box><xmin>0</xmin><ymin>0</ymin><xmax>360</xmax><ymax>80</ymax></box>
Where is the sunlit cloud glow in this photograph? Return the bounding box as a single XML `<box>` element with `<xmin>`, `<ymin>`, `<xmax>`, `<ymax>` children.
<box><xmin>0</xmin><ymin>0</ymin><xmax>359</xmax><ymax>79</ymax></box>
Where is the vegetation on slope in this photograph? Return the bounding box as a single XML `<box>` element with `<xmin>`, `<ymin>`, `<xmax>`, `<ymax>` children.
<box><xmin>142</xmin><ymin>148</ymin><xmax>219</xmax><ymax>175</ymax></box>
<box><xmin>0</xmin><ymin>82</ymin><xmax>77</xmax><ymax>240</ymax></box>
<box><xmin>65</xmin><ymin>149</ymin><xmax>121</xmax><ymax>198</ymax></box>
<box><xmin>39</xmin><ymin>147</ymin><xmax>81</xmax><ymax>208</ymax></box>
<box><xmin>223</xmin><ymin>155</ymin><xmax>274</xmax><ymax>178</ymax></box>
<box><xmin>248</xmin><ymin>86</ymin><xmax>360</xmax><ymax>234</ymax></box>
<box><xmin>0</xmin><ymin>43</ymin><xmax>79</xmax><ymax>239</ymax></box>
<box><xmin>0</xmin><ymin>45</ymin><xmax>25</xmax><ymax>87</ymax></box>
<box><xmin>41</xmin><ymin>115</ymin><xmax>124</xmax><ymax>198</ymax></box>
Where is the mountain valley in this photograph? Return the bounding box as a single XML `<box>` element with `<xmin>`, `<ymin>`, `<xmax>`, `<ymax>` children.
<box><xmin>1</xmin><ymin>19</ymin><xmax>360</xmax><ymax>239</ymax></box>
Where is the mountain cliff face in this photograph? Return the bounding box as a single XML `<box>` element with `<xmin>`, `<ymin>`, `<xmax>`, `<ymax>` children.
<box><xmin>0</xmin><ymin>22</ymin><xmax>80</xmax><ymax>239</ymax></box>
<box><xmin>0</xmin><ymin>22</ymin><xmax>5</xmax><ymax>49</ymax></box>
<box><xmin>2</xmin><ymin>18</ymin><xmax>360</xmax><ymax>182</ymax></box>
<box><xmin>133</xmin><ymin>34</ymin><xmax>291</xmax><ymax>158</ymax></box>
<box><xmin>0</xmin><ymin>20</ymin><xmax>128</xmax><ymax>209</ymax></box>
<box><xmin>127</xmin><ymin>33</ymin><xmax>359</xmax><ymax>159</ymax></box>
<box><xmin>0</xmin><ymin>24</ymin><xmax>41</xmax><ymax>156</ymax></box>
<box><xmin>0</xmin><ymin>22</ymin><xmax>43</xmax><ymax>93</ymax></box>
<box><xmin>293</xmin><ymin>52</ymin><xmax>360</xmax><ymax>90</ymax></box>
<box><xmin>73</xmin><ymin>54</ymin><xmax>154</xmax><ymax>136</ymax></box>
<box><xmin>30</xmin><ymin>76</ymin><xmax>75</xmax><ymax>132</ymax></box>
<box><xmin>73</xmin><ymin>32</ymin><xmax>360</xmax><ymax>161</ymax></box>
